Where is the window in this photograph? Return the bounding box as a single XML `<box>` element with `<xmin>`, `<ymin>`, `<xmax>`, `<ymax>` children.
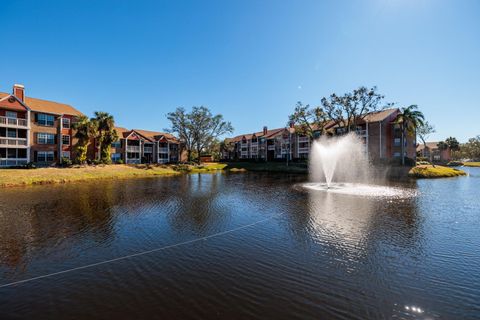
<box><xmin>37</xmin><ymin>113</ymin><xmax>55</xmax><ymax>126</ymax></box>
<box><xmin>393</xmin><ymin>152</ymin><xmax>401</xmax><ymax>158</ymax></box>
<box><xmin>62</xmin><ymin>151</ymin><xmax>71</xmax><ymax>159</ymax></box>
<box><xmin>38</xmin><ymin>151</ymin><xmax>54</xmax><ymax>162</ymax></box>
<box><xmin>62</xmin><ymin>135</ymin><xmax>70</xmax><ymax>145</ymax></box>
<box><xmin>62</xmin><ymin>118</ymin><xmax>70</xmax><ymax>129</ymax></box>
<box><xmin>112</xmin><ymin>140</ymin><xmax>122</xmax><ymax>148</ymax></box>
<box><xmin>38</xmin><ymin>133</ymin><xmax>55</xmax><ymax>144</ymax></box>
<box><xmin>111</xmin><ymin>153</ymin><xmax>122</xmax><ymax>162</ymax></box>
<box><xmin>7</xmin><ymin>129</ymin><xmax>17</xmax><ymax>138</ymax></box>
<box><xmin>6</xmin><ymin>111</ymin><xmax>17</xmax><ymax>119</ymax></box>
<box><xmin>393</xmin><ymin>138</ymin><xmax>401</xmax><ymax>146</ymax></box>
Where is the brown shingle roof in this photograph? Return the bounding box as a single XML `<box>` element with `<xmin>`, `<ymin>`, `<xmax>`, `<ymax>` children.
<box><xmin>230</xmin><ymin>127</ymin><xmax>285</xmax><ymax>142</ymax></box>
<box><xmin>417</xmin><ymin>142</ymin><xmax>441</xmax><ymax>151</ymax></box>
<box><xmin>133</xmin><ymin>129</ymin><xmax>180</xmax><ymax>143</ymax></box>
<box><xmin>0</xmin><ymin>92</ymin><xmax>83</xmax><ymax>116</ymax></box>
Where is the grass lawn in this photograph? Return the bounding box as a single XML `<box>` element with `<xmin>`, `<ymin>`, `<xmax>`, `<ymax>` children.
<box><xmin>463</xmin><ymin>162</ymin><xmax>480</xmax><ymax>167</ymax></box>
<box><xmin>224</xmin><ymin>161</ymin><xmax>308</xmax><ymax>174</ymax></box>
<box><xmin>0</xmin><ymin>165</ymin><xmax>180</xmax><ymax>188</ymax></box>
<box><xmin>409</xmin><ymin>165</ymin><xmax>467</xmax><ymax>178</ymax></box>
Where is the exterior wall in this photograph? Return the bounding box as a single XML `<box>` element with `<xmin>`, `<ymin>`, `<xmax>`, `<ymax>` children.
<box><xmin>30</xmin><ymin>112</ymin><xmax>60</xmax><ymax>165</ymax></box>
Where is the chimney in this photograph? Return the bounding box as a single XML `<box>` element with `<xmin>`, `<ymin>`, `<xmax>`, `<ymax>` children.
<box><xmin>263</xmin><ymin>126</ymin><xmax>268</xmax><ymax>135</ymax></box>
<box><xmin>13</xmin><ymin>84</ymin><xmax>25</xmax><ymax>102</ymax></box>
<box><xmin>289</xmin><ymin>121</ymin><xmax>295</xmax><ymax>129</ymax></box>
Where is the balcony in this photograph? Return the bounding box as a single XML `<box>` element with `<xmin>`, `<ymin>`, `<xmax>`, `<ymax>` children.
<box><xmin>298</xmin><ymin>147</ymin><xmax>310</xmax><ymax>153</ymax></box>
<box><xmin>0</xmin><ymin>158</ymin><xmax>28</xmax><ymax>167</ymax></box>
<box><xmin>0</xmin><ymin>116</ymin><xmax>28</xmax><ymax>128</ymax></box>
<box><xmin>267</xmin><ymin>145</ymin><xmax>275</xmax><ymax>151</ymax></box>
<box><xmin>0</xmin><ymin>137</ymin><xmax>28</xmax><ymax>148</ymax></box>
<box><xmin>126</xmin><ymin>145</ymin><xmax>141</xmax><ymax>152</ymax></box>
<box><xmin>144</xmin><ymin>146</ymin><xmax>153</xmax><ymax>153</ymax></box>
<box><xmin>298</xmin><ymin>137</ymin><xmax>309</xmax><ymax>143</ymax></box>
<box><xmin>158</xmin><ymin>147</ymin><xmax>168</xmax><ymax>153</ymax></box>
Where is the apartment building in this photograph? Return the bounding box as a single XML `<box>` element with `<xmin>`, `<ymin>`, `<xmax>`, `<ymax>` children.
<box><xmin>222</xmin><ymin>108</ymin><xmax>417</xmax><ymax>162</ymax></box>
<box><xmin>417</xmin><ymin>142</ymin><xmax>451</xmax><ymax>162</ymax></box>
<box><xmin>1</xmin><ymin>84</ymin><xmax>83</xmax><ymax>167</ymax></box>
<box><xmin>1</xmin><ymin>84</ymin><xmax>185</xmax><ymax>167</ymax></box>
<box><xmin>107</xmin><ymin>128</ymin><xmax>184</xmax><ymax>164</ymax></box>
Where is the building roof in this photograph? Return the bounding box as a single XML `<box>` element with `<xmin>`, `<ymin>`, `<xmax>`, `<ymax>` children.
<box><xmin>229</xmin><ymin>127</ymin><xmax>285</xmax><ymax>142</ymax></box>
<box><xmin>133</xmin><ymin>129</ymin><xmax>180</xmax><ymax>143</ymax></box>
<box><xmin>0</xmin><ymin>92</ymin><xmax>84</xmax><ymax>116</ymax></box>
<box><xmin>362</xmin><ymin>108</ymin><xmax>398</xmax><ymax>122</ymax></box>
<box><xmin>417</xmin><ymin>142</ymin><xmax>441</xmax><ymax>151</ymax></box>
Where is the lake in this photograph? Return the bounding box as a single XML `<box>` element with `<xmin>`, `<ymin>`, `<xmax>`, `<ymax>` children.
<box><xmin>1</xmin><ymin>168</ymin><xmax>479</xmax><ymax>319</ymax></box>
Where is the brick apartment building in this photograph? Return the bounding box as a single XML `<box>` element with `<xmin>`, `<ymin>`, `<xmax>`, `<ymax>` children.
<box><xmin>222</xmin><ymin>108</ymin><xmax>417</xmax><ymax>162</ymax></box>
<box><xmin>1</xmin><ymin>84</ymin><xmax>183</xmax><ymax>167</ymax></box>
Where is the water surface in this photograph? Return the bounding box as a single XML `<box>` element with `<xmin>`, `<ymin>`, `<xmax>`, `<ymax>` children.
<box><xmin>1</xmin><ymin>169</ymin><xmax>479</xmax><ymax>319</ymax></box>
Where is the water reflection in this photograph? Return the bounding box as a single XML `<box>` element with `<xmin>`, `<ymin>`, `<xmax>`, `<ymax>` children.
<box><xmin>0</xmin><ymin>172</ymin><xmax>478</xmax><ymax>319</ymax></box>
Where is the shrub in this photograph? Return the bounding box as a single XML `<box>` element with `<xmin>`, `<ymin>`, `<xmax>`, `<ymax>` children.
<box><xmin>116</xmin><ymin>159</ymin><xmax>124</xmax><ymax>164</ymax></box>
<box><xmin>447</xmin><ymin>161</ymin><xmax>464</xmax><ymax>166</ymax></box>
<box><xmin>60</xmin><ymin>157</ymin><xmax>73</xmax><ymax>167</ymax></box>
<box><xmin>417</xmin><ymin>156</ymin><xmax>429</xmax><ymax>162</ymax></box>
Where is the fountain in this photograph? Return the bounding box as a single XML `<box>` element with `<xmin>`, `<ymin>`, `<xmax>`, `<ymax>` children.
<box><xmin>304</xmin><ymin>133</ymin><xmax>416</xmax><ymax>198</ymax></box>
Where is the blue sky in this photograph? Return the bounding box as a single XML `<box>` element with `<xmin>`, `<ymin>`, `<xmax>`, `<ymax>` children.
<box><xmin>0</xmin><ymin>0</ymin><xmax>479</xmax><ymax>142</ymax></box>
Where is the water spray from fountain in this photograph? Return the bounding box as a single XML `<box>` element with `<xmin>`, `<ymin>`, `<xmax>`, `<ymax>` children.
<box><xmin>305</xmin><ymin>133</ymin><xmax>415</xmax><ymax>198</ymax></box>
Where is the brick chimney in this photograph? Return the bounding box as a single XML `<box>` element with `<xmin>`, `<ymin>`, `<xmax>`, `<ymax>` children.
<box><xmin>263</xmin><ymin>126</ymin><xmax>268</xmax><ymax>135</ymax></box>
<box><xmin>13</xmin><ymin>84</ymin><xmax>25</xmax><ymax>102</ymax></box>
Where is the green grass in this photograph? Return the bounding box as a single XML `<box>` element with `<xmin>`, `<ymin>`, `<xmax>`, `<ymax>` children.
<box><xmin>0</xmin><ymin>165</ymin><xmax>180</xmax><ymax>188</ymax></box>
<box><xmin>224</xmin><ymin>161</ymin><xmax>308</xmax><ymax>174</ymax></box>
<box><xmin>409</xmin><ymin>165</ymin><xmax>467</xmax><ymax>178</ymax></box>
<box><xmin>463</xmin><ymin>162</ymin><xmax>480</xmax><ymax>167</ymax></box>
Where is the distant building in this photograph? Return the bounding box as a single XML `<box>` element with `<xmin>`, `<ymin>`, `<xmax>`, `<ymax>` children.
<box><xmin>1</xmin><ymin>84</ymin><xmax>83</xmax><ymax>167</ymax></box>
<box><xmin>417</xmin><ymin>142</ymin><xmax>451</xmax><ymax>162</ymax></box>
<box><xmin>1</xmin><ymin>84</ymin><xmax>184</xmax><ymax>167</ymax></box>
<box><xmin>222</xmin><ymin>108</ymin><xmax>417</xmax><ymax>162</ymax></box>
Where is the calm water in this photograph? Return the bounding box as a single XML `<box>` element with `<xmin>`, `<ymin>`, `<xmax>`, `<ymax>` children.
<box><xmin>0</xmin><ymin>169</ymin><xmax>479</xmax><ymax>319</ymax></box>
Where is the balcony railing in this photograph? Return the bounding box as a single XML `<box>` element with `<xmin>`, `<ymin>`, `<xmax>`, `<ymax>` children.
<box><xmin>0</xmin><ymin>158</ymin><xmax>28</xmax><ymax>167</ymax></box>
<box><xmin>267</xmin><ymin>145</ymin><xmax>275</xmax><ymax>151</ymax></box>
<box><xmin>0</xmin><ymin>137</ymin><xmax>28</xmax><ymax>147</ymax></box>
<box><xmin>144</xmin><ymin>146</ymin><xmax>153</xmax><ymax>153</ymax></box>
<box><xmin>126</xmin><ymin>145</ymin><xmax>141</xmax><ymax>152</ymax></box>
<box><xmin>298</xmin><ymin>147</ymin><xmax>310</xmax><ymax>153</ymax></box>
<box><xmin>298</xmin><ymin>137</ymin><xmax>309</xmax><ymax>143</ymax></box>
<box><xmin>0</xmin><ymin>116</ymin><xmax>28</xmax><ymax>128</ymax></box>
<box><xmin>158</xmin><ymin>147</ymin><xmax>168</xmax><ymax>153</ymax></box>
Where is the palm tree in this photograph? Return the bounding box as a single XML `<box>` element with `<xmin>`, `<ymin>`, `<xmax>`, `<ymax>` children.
<box><xmin>92</xmin><ymin>112</ymin><xmax>117</xmax><ymax>163</ymax></box>
<box><xmin>394</xmin><ymin>105</ymin><xmax>425</xmax><ymax>165</ymax></box>
<box><xmin>72</xmin><ymin>115</ymin><xmax>97</xmax><ymax>164</ymax></box>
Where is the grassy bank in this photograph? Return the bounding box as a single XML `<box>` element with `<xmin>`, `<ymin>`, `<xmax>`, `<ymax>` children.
<box><xmin>0</xmin><ymin>165</ymin><xmax>181</xmax><ymax>188</ymax></box>
<box><xmin>224</xmin><ymin>161</ymin><xmax>308</xmax><ymax>174</ymax></box>
<box><xmin>463</xmin><ymin>162</ymin><xmax>480</xmax><ymax>167</ymax></box>
<box><xmin>409</xmin><ymin>165</ymin><xmax>467</xmax><ymax>178</ymax></box>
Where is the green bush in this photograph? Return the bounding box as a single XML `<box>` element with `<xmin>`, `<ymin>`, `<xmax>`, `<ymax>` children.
<box><xmin>116</xmin><ymin>159</ymin><xmax>124</xmax><ymax>164</ymax></box>
<box><xmin>61</xmin><ymin>157</ymin><xmax>73</xmax><ymax>167</ymax></box>
<box><xmin>447</xmin><ymin>161</ymin><xmax>464</xmax><ymax>167</ymax></box>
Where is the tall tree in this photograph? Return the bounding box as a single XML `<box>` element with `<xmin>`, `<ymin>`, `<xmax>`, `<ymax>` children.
<box><xmin>394</xmin><ymin>105</ymin><xmax>425</xmax><ymax>165</ymax></box>
<box><xmin>288</xmin><ymin>101</ymin><xmax>329</xmax><ymax>138</ymax></box>
<box><xmin>92</xmin><ymin>111</ymin><xmax>117</xmax><ymax>163</ymax></box>
<box><xmin>321</xmin><ymin>86</ymin><xmax>391</xmax><ymax>132</ymax></box>
<box><xmin>72</xmin><ymin>115</ymin><xmax>97</xmax><ymax>164</ymax></box>
<box><xmin>189</xmin><ymin>106</ymin><xmax>233</xmax><ymax>164</ymax></box>
<box><xmin>166</xmin><ymin>107</ymin><xmax>195</xmax><ymax>162</ymax></box>
<box><xmin>417</xmin><ymin>121</ymin><xmax>436</xmax><ymax>159</ymax></box>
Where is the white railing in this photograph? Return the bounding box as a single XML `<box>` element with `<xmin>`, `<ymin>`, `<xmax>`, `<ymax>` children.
<box><xmin>0</xmin><ymin>158</ymin><xmax>28</xmax><ymax>167</ymax></box>
<box><xmin>0</xmin><ymin>137</ymin><xmax>28</xmax><ymax>147</ymax></box>
<box><xmin>144</xmin><ymin>146</ymin><xmax>153</xmax><ymax>153</ymax></box>
<box><xmin>0</xmin><ymin>116</ymin><xmax>28</xmax><ymax>128</ymax></box>
<box><xmin>158</xmin><ymin>158</ymin><xmax>169</xmax><ymax>164</ymax></box>
<box><xmin>267</xmin><ymin>145</ymin><xmax>275</xmax><ymax>151</ymax></box>
<box><xmin>158</xmin><ymin>147</ymin><xmax>168</xmax><ymax>153</ymax></box>
<box><xmin>298</xmin><ymin>137</ymin><xmax>309</xmax><ymax>143</ymax></box>
<box><xmin>126</xmin><ymin>145</ymin><xmax>141</xmax><ymax>152</ymax></box>
<box><xmin>298</xmin><ymin>147</ymin><xmax>310</xmax><ymax>153</ymax></box>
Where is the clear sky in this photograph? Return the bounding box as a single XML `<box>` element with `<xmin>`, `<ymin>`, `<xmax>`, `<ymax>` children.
<box><xmin>1</xmin><ymin>0</ymin><xmax>479</xmax><ymax>142</ymax></box>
